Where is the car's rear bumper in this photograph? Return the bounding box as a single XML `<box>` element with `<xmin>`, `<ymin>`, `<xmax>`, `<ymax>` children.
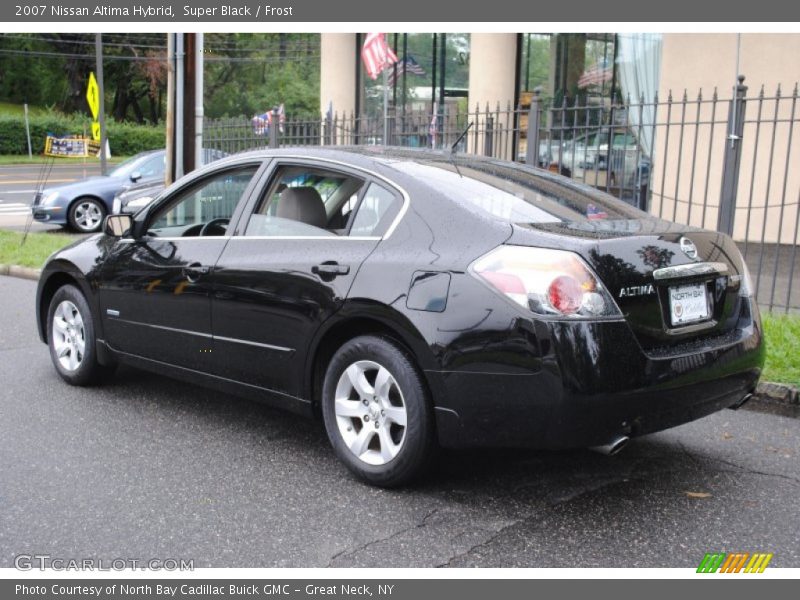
<box><xmin>428</xmin><ymin>299</ymin><xmax>765</xmax><ymax>449</ymax></box>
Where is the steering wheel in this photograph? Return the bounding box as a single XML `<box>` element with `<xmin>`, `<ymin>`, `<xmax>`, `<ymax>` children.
<box><xmin>198</xmin><ymin>218</ymin><xmax>230</xmax><ymax>237</ymax></box>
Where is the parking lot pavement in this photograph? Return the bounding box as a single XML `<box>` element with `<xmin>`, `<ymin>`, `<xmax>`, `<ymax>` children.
<box><xmin>0</xmin><ymin>163</ymin><xmax>104</xmax><ymax>232</ymax></box>
<box><xmin>1</xmin><ymin>274</ymin><xmax>798</xmax><ymax>568</ymax></box>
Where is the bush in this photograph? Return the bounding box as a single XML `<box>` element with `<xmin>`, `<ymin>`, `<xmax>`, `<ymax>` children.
<box><xmin>0</xmin><ymin>113</ymin><xmax>164</xmax><ymax>155</ymax></box>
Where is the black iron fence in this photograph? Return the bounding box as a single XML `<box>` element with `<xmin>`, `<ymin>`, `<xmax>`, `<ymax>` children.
<box><xmin>203</xmin><ymin>76</ymin><xmax>800</xmax><ymax>312</ymax></box>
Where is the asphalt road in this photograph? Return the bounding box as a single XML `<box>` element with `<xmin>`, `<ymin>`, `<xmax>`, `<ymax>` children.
<box><xmin>1</xmin><ymin>274</ymin><xmax>799</xmax><ymax>568</ymax></box>
<box><xmin>0</xmin><ymin>163</ymin><xmax>104</xmax><ymax>232</ymax></box>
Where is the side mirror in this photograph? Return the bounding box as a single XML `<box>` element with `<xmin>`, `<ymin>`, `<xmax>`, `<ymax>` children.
<box><xmin>130</xmin><ymin>171</ymin><xmax>142</xmax><ymax>183</ymax></box>
<box><xmin>103</xmin><ymin>214</ymin><xmax>133</xmax><ymax>238</ymax></box>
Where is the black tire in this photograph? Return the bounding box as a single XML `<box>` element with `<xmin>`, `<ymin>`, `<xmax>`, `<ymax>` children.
<box><xmin>321</xmin><ymin>335</ymin><xmax>435</xmax><ymax>487</ymax></box>
<box><xmin>46</xmin><ymin>284</ymin><xmax>115</xmax><ymax>386</ymax></box>
<box><xmin>68</xmin><ymin>197</ymin><xmax>106</xmax><ymax>233</ymax></box>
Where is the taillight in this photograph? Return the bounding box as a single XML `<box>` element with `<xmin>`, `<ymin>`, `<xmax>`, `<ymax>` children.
<box><xmin>738</xmin><ymin>259</ymin><xmax>755</xmax><ymax>298</ymax></box>
<box><xmin>472</xmin><ymin>245</ymin><xmax>622</xmax><ymax>319</ymax></box>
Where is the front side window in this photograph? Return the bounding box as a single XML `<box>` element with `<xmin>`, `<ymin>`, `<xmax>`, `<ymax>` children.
<box><xmin>148</xmin><ymin>166</ymin><xmax>258</xmax><ymax>237</ymax></box>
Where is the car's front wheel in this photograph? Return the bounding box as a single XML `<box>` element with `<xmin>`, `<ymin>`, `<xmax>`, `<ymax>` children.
<box><xmin>68</xmin><ymin>197</ymin><xmax>106</xmax><ymax>233</ymax></box>
<box><xmin>321</xmin><ymin>335</ymin><xmax>435</xmax><ymax>487</ymax></box>
<box><xmin>47</xmin><ymin>284</ymin><xmax>115</xmax><ymax>385</ymax></box>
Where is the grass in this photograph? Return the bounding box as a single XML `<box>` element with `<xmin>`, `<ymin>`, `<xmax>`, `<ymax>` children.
<box><xmin>761</xmin><ymin>313</ymin><xmax>800</xmax><ymax>388</ymax></box>
<box><xmin>0</xmin><ymin>101</ymin><xmax>47</xmax><ymax>117</ymax></box>
<box><xmin>0</xmin><ymin>229</ymin><xmax>77</xmax><ymax>269</ymax></box>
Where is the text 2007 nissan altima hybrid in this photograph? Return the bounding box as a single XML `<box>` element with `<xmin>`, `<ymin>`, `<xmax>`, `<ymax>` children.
<box><xmin>35</xmin><ymin>148</ymin><xmax>765</xmax><ymax>486</ymax></box>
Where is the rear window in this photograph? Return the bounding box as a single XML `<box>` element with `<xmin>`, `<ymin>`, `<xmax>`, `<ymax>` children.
<box><xmin>393</xmin><ymin>159</ymin><xmax>648</xmax><ymax>224</ymax></box>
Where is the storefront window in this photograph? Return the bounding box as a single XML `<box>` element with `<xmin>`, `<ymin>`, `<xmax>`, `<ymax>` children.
<box><xmin>359</xmin><ymin>33</ymin><xmax>470</xmax><ymax>119</ymax></box>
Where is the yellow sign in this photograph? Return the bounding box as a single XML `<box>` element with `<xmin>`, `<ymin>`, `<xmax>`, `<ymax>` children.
<box><xmin>91</xmin><ymin>121</ymin><xmax>101</xmax><ymax>142</ymax></box>
<box><xmin>86</xmin><ymin>72</ymin><xmax>100</xmax><ymax>120</ymax></box>
<box><xmin>44</xmin><ymin>135</ymin><xmax>100</xmax><ymax>158</ymax></box>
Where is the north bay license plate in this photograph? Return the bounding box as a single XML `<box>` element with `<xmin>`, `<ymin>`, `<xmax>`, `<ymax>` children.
<box><xmin>669</xmin><ymin>283</ymin><xmax>710</xmax><ymax>326</ymax></box>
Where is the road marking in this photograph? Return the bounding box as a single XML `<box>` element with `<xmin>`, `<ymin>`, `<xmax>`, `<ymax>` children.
<box><xmin>0</xmin><ymin>203</ymin><xmax>31</xmax><ymax>215</ymax></box>
<box><xmin>0</xmin><ymin>178</ymin><xmax>78</xmax><ymax>184</ymax></box>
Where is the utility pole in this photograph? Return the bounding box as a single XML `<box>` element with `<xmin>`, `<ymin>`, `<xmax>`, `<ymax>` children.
<box><xmin>165</xmin><ymin>33</ymin><xmax>175</xmax><ymax>185</ymax></box>
<box><xmin>194</xmin><ymin>33</ymin><xmax>204</xmax><ymax>170</ymax></box>
<box><xmin>166</xmin><ymin>33</ymin><xmax>201</xmax><ymax>181</ymax></box>
<box><xmin>95</xmin><ymin>33</ymin><xmax>107</xmax><ymax>175</ymax></box>
<box><xmin>183</xmin><ymin>33</ymin><xmax>197</xmax><ymax>175</ymax></box>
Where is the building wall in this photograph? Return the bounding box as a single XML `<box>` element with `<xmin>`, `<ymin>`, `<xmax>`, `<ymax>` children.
<box><xmin>467</xmin><ymin>33</ymin><xmax>518</xmax><ymax>157</ymax></box>
<box><xmin>653</xmin><ymin>34</ymin><xmax>800</xmax><ymax>244</ymax></box>
<box><xmin>320</xmin><ymin>33</ymin><xmax>357</xmax><ymax>117</ymax></box>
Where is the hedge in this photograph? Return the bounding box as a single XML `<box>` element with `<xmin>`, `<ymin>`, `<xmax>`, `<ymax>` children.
<box><xmin>0</xmin><ymin>113</ymin><xmax>165</xmax><ymax>156</ymax></box>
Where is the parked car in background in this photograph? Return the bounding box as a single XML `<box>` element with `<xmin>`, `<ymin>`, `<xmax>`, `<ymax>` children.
<box><xmin>33</xmin><ymin>150</ymin><xmax>165</xmax><ymax>233</ymax></box>
<box><xmin>112</xmin><ymin>179</ymin><xmax>166</xmax><ymax>215</ymax></box>
<box><xmin>112</xmin><ymin>148</ymin><xmax>229</xmax><ymax>215</ymax></box>
<box><xmin>35</xmin><ymin>147</ymin><xmax>764</xmax><ymax>486</ymax></box>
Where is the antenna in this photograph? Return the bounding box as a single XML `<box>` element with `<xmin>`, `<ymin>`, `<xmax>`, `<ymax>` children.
<box><xmin>450</xmin><ymin>121</ymin><xmax>473</xmax><ymax>155</ymax></box>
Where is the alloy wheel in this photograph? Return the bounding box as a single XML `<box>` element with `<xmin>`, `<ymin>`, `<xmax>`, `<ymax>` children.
<box><xmin>333</xmin><ymin>360</ymin><xmax>408</xmax><ymax>466</ymax></box>
<box><xmin>73</xmin><ymin>201</ymin><xmax>103</xmax><ymax>232</ymax></box>
<box><xmin>51</xmin><ymin>300</ymin><xmax>85</xmax><ymax>372</ymax></box>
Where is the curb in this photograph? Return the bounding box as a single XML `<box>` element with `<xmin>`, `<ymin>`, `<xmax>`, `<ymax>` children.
<box><xmin>743</xmin><ymin>382</ymin><xmax>800</xmax><ymax>419</ymax></box>
<box><xmin>0</xmin><ymin>264</ymin><xmax>42</xmax><ymax>281</ymax></box>
<box><xmin>0</xmin><ymin>262</ymin><xmax>798</xmax><ymax>418</ymax></box>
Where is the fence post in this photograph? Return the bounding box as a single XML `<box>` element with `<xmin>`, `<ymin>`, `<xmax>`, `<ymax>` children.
<box><xmin>269</xmin><ymin>107</ymin><xmax>280</xmax><ymax>149</ymax></box>
<box><xmin>484</xmin><ymin>115</ymin><xmax>494</xmax><ymax>156</ymax></box>
<box><xmin>526</xmin><ymin>88</ymin><xmax>542</xmax><ymax>166</ymax></box>
<box><xmin>717</xmin><ymin>75</ymin><xmax>748</xmax><ymax>235</ymax></box>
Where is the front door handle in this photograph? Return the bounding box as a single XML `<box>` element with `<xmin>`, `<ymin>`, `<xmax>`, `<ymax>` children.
<box><xmin>312</xmin><ymin>262</ymin><xmax>350</xmax><ymax>277</ymax></box>
<box><xmin>184</xmin><ymin>263</ymin><xmax>210</xmax><ymax>283</ymax></box>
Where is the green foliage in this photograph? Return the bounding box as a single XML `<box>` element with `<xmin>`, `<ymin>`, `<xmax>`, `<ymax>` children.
<box><xmin>0</xmin><ymin>230</ymin><xmax>76</xmax><ymax>269</ymax></box>
<box><xmin>0</xmin><ymin>112</ymin><xmax>163</xmax><ymax>155</ymax></box>
<box><xmin>203</xmin><ymin>33</ymin><xmax>320</xmax><ymax>118</ymax></box>
<box><xmin>762</xmin><ymin>313</ymin><xmax>800</xmax><ymax>387</ymax></box>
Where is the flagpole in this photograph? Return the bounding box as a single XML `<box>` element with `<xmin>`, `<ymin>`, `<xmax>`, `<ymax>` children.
<box><xmin>383</xmin><ymin>66</ymin><xmax>389</xmax><ymax>145</ymax></box>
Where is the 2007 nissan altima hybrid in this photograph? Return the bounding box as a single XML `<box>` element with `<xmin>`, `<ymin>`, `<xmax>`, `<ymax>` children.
<box><xmin>35</xmin><ymin>147</ymin><xmax>765</xmax><ymax>486</ymax></box>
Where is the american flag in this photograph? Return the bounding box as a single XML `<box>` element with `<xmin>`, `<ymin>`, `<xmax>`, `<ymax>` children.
<box><xmin>252</xmin><ymin>104</ymin><xmax>285</xmax><ymax>136</ymax></box>
<box><xmin>429</xmin><ymin>112</ymin><xmax>438</xmax><ymax>148</ymax></box>
<box><xmin>586</xmin><ymin>203</ymin><xmax>608</xmax><ymax>220</ymax></box>
<box><xmin>387</xmin><ymin>56</ymin><xmax>426</xmax><ymax>86</ymax></box>
<box><xmin>578</xmin><ymin>61</ymin><xmax>612</xmax><ymax>89</ymax></box>
<box><xmin>361</xmin><ymin>33</ymin><xmax>398</xmax><ymax>80</ymax></box>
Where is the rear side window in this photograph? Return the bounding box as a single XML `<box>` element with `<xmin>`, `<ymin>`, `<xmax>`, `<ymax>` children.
<box><xmin>243</xmin><ymin>164</ymin><xmax>400</xmax><ymax>238</ymax></box>
<box><xmin>393</xmin><ymin>160</ymin><xmax>649</xmax><ymax>224</ymax></box>
<box><xmin>349</xmin><ymin>183</ymin><xmax>401</xmax><ymax>237</ymax></box>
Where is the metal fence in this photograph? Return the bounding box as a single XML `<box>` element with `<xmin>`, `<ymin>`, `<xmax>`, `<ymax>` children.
<box><xmin>203</xmin><ymin>75</ymin><xmax>800</xmax><ymax>313</ymax></box>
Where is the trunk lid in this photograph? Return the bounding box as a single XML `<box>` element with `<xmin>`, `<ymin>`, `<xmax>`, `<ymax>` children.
<box><xmin>508</xmin><ymin>220</ymin><xmax>749</xmax><ymax>352</ymax></box>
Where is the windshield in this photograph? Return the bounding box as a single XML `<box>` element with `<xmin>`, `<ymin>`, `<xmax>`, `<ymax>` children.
<box><xmin>109</xmin><ymin>153</ymin><xmax>152</xmax><ymax>178</ymax></box>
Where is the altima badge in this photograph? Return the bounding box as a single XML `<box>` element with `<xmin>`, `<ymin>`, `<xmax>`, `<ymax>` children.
<box><xmin>680</xmin><ymin>237</ymin><xmax>698</xmax><ymax>259</ymax></box>
<box><xmin>619</xmin><ymin>284</ymin><xmax>655</xmax><ymax>298</ymax></box>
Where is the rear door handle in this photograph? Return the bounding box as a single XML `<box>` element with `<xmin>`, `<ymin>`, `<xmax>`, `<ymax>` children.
<box><xmin>184</xmin><ymin>263</ymin><xmax>210</xmax><ymax>282</ymax></box>
<box><xmin>312</xmin><ymin>263</ymin><xmax>350</xmax><ymax>277</ymax></box>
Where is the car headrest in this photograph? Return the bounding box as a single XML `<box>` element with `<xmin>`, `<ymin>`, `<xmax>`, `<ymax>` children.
<box><xmin>276</xmin><ymin>187</ymin><xmax>327</xmax><ymax>229</ymax></box>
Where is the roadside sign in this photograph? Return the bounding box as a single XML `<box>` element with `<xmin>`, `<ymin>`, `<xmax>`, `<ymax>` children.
<box><xmin>86</xmin><ymin>72</ymin><xmax>100</xmax><ymax>120</ymax></box>
<box><xmin>91</xmin><ymin>121</ymin><xmax>101</xmax><ymax>142</ymax></box>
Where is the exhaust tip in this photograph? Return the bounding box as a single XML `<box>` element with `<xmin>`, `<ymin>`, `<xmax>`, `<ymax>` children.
<box><xmin>729</xmin><ymin>393</ymin><xmax>754</xmax><ymax>410</ymax></box>
<box><xmin>589</xmin><ymin>435</ymin><xmax>630</xmax><ymax>456</ymax></box>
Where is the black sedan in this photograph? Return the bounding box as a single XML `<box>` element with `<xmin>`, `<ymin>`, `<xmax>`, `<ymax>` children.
<box><xmin>35</xmin><ymin>147</ymin><xmax>765</xmax><ymax>486</ymax></box>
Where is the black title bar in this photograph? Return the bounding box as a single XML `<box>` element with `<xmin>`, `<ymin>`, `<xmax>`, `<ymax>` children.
<box><xmin>2</xmin><ymin>0</ymin><xmax>800</xmax><ymax>22</ymax></box>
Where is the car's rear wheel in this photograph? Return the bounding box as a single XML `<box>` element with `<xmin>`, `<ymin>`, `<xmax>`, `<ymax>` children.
<box><xmin>321</xmin><ymin>335</ymin><xmax>435</xmax><ymax>487</ymax></box>
<box><xmin>47</xmin><ymin>285</ymin><xmax>115</xmax><ymax>386</ymax></box>
<box><xmin>68</xmin><ymin>197</ymin><xmax>106</xmax><ymax>233</ymax></box>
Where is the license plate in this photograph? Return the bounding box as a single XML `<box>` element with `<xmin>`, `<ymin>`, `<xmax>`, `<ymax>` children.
<box><xmin>669</xmin><ymin>283</ymin><xmax>710</xmax><ymax>326</ymax></box>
